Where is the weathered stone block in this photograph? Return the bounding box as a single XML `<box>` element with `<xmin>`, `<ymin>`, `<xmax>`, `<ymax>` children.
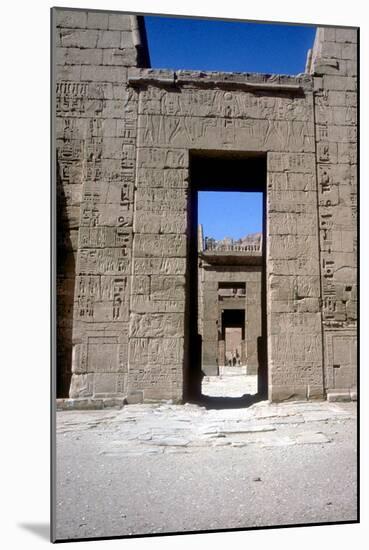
<box><xmin>143</xmin><ymin>385</ymin><xmax>183</xmax><ymax>402</ymax></box>
<box><xmin>335</xmin><ymin>28</ymin><xmax>358</xmax><ymax>43</ymax></box>
<box><xmin>135</xmin><ymin>188</ymin><xmax>188</xmax><ymax>212</ymax></box>
<box><xmin>313</xmin><ymin>59</ymin><xmax>341</xmax><ymax>76</ymax></box>
<box><xmin>268</xmin><ymin>191</ymin><xmax>318</xmax><ymax>215</ymax></box>
<box><xmin>108</xmin><ymin>14</ymin><xmax>132</xmax><ymax>31</ymax></box>
<box><xmin>145</xmin><ymin>338</ymin><xmax>184</xmax><ymax>365</ymax></box>
<box><xmin>81</xmin><ymin>65</ymin><xmax>126</xmax><ymax>82</ymax></box>
<box><xmin>69</xmin><ymin>373</ymin><xmax>94</xmax><ymax>398</ymax></box>
<box><xmin>316</xmin><ymin>106</ymin><xmax>356</xmax><ymax>126</ymax></box>
<box><xmin>341</xmin><ymin>43</ymin><xmax>358</xmax><ymax>61</ymax></box>
<box><xmin>56</xmin><ymin>48</ymin><xmax>103</xmax><ymax>66</ymax></box>
<box><xmin>120</xmin><ymin>32</ymin><xmax>134</xmax><ymax>48</ymax></box>
<box><xmin>55</xmin><ymin>9</ymin><xmax>87</xmax><ymax>29</ymax></box>
<box><xmin>131</xmin><ymin>275</ymin><xmax>150</xmax><ymax>295</ymax></box>
<box><xmin>130</xmin><ymin>296</ymin><xmax>185</xmax><ymax>313</ymax></box>
<box><xmin>150</xmin><ymin>276</ymin><xmax>186</xmax><ymax>301</ymax></box>
<box><xmin>269</xmin><ymin>385</ymin><xmax>308</xmax><ymax>401</ymax></box>
<box><xmin>136</xmin><ymin>168</ymin><xmax>188</xmax><ymax>189</ymax></box>
<box><xmin>307</xmin><ymin>385</ymin><xmax>325</xmax><ymax>400</ymax></box>
<box><xmin>133</xmin><ymin>257</ymin><xmax>186</xmax><ymax>275</ymax></box>
<box><xmin>134</xmin><ymin>211</ymin><xmax>187</xmax><ymax>234</ymax></box>
<box><xmin>320</xmin><ymin>27</ymin><xmax>336</xmax><ymax>42</ymax></box>
<box><xmin>138</xmin><ymin>148</ymin><xmax>188</xmax><ymax>169</ymax></box>
<box><xmin>350</xmin><ymin>389</ymin><xmax>357</xmax><ymax>401</ymax></box>
<box><xmin>267</xmin><ymin>152</ymin><xmax>315</xmax><ymax>173</ymax></box>
<box><xmin>343</xmin><ymin>60</ymin><xmax>358</xmax><ymax>77</ymax></box>
<box><xmin>133</xmin><ymin>234</ymin><xmax>186</xmax><ymax>258</ymax></box>
<box><xmin>269</xmin><ymin>312</ymin><xmax>321</xmax><ymax>336</ymax></box>
<box><xmin>56</xmin><ymin>398</ymin><xmax>104</xmax><ymax>410</ymax></box>
<box><xmin>101</xmin><ymin>98</ymin><xmax>131</xmax><ymax>118</ymax></box>
<box><xmin>202</xmin><ymin>320</ymin><xmax>219</xmax><ymax>341</ymax></box>
<box><xmin>125</xmin><ymin>391</ymin><xmax>144</xmax><ymax>404</ymax></box>
<box><xmin>93</xmin><ymin>373</ymin><xmax>120</xmax><ymax>395</ymax></box>
<box><xmin>87</xmin><ymin>11</ymin><xmax>109</xmax><ymax>30</ymax></box>
<box><xmin>327</xmin><ymin>390</ymin><xmax>351</xmax><ymax>402</ymax></box>
<box><xmin>130</xmin><ymin>313</ymin><xmax>184</xmax><ymax>338</ymax></box>
<box><xmin>320</xmin><ymin>41</ymin><xmax>342</xmax><ymax>59</ymax></box>
<box><xmin>323</xmin><ymin>75</ymin><xmax>356</xmax><ymax>91</ymax></box>
<box><xmin>56</xmin><ymin>65</ymin><xmax>82</xmax><ymax>82</ymax></box>
<box><xmin>102</xmin><ymin>48</ymin><xmax>138</xmax><ymax>66</ymax></box>
<box><xmin>61</xmin><ymin>29</ymin><xmax>98</xmax><ymax>48</ymax></box>
<box><xmin>97</xmin><ymin>30</ymin><xmax>122</xmax><ymax>48</ymax></box>
<box><xmin>269</xmin><ymin>234</ymin><xmax>318</xmax><ymax>261</ymax></box>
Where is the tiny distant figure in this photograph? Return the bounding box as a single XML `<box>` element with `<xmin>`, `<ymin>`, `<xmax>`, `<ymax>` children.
<box><xmin>232</xmin><ymin>353</ymin><xmax>237</xmax><ymax>366</ymax></box>
<box><xmin>236</xmin><ymin>350</ymin><xmax>241</xmax><ymax>366</ymax></box>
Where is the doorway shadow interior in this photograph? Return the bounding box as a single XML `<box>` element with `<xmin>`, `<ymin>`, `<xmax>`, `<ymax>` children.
<box><xmin>186</xmin><ymin>150</ymin><xmax>268</xmax><ymax>408</ymax></box>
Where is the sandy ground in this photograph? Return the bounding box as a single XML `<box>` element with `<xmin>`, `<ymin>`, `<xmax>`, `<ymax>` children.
<box><xmin>54</xmin><ymin>379</ymin><xmax>357</xmax><ymax>541</ymax></box>
<box><xmin>202</xmin><ymin>374</ymin><xmax>258</xmax><ymax>396</ymax></box>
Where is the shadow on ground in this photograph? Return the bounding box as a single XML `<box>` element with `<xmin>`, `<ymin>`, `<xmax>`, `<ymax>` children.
<box><xmin>18</xmin><ymin>523</ymin><xmax>49</xmax><ymax>541</ymax></box>
<box><xmin>190</xmin><ymin>393</ymin><xmax>265</xmax><ymax>410</ymax></box>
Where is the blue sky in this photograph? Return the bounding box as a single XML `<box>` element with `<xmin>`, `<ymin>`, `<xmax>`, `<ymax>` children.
<box><xmin>144</xmin><ymin>16</ymin><xmax>316</xmax><ymax>75</ymax></box>
<box><xmin>198</xmin><ymin>192</ymin><xmax>263</xmax><ymax>240</ymax></box>
<box><xmin>144</xmin><ymin>16</ymin><xmax>316</xmax><ymax>239</ymax></box>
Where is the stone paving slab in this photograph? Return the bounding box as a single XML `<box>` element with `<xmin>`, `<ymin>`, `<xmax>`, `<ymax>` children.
<box><xmin>55</xmin><ymin>399</ymin><xmax>357</xmax><ymax>540</ymax></box>
<box><xmin>56</xmin><ymin>399</ymin><xmax>356</xmax><ymax>454</ymax></box>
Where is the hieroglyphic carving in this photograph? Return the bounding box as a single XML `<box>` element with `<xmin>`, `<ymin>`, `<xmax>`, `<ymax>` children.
<box><xmin>56</xmin><ymin>82</ymin><xmax>89</xmax><ymax>115</ymax></box>
<box><xmin>138</xmin><ymin>86</ymin><xmax>312</xmax><ymax>121</ymax></box>
<box><xmin>315</xmin><ymin>73</ymin><xmax>357</xmax><ymax>330</ymax></box>
<box><xmin>76</xmin><ymin>276</ymin><xmax>100</xmax><ymax>319</ymax></box>
<box><xmin>113</xmin><ymin>278</ymin><xmax>128</xmax><ymax>320</ymax></box>
<box><xmin>84</xmin><ymin>137</ymin><xmax>103</xmax><ymax>181</ymax></box>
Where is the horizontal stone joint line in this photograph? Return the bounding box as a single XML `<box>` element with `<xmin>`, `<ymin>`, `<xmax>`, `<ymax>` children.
<box><xmin>128</xmin><ymin>74</ymin><xmax>307</xmax><ymax>95</ymax></box>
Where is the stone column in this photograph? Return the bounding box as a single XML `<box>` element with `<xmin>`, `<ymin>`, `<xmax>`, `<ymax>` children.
<box><xmin>201</xmin><ymin>281</ymin><xmax>219</xmax><ymax>376</ymax></box>
<box><xmin>245</xmin><ymin>281</ymin><xmax>261</xmax><ymax>374</ymax></box>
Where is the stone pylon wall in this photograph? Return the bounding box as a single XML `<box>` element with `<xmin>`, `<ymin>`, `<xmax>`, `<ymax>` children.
<box><xmin>309</xmin><ymin>27</ymin><xmax>358</xmax><ymax>395</ymax></box>
<box><xmin>54</xmin><ymin>9</ymin><xmax>149</xmax><ymax>398</ymax></box>
<box><xmin>54</xmin><ymin>9</ymin><xmax>357</xmax><ymax>402</ymax></box>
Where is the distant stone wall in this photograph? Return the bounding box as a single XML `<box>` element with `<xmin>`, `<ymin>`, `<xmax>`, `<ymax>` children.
<box><xmin>200</xmin><ymin>264</ymin><xmax>262</xmax><ymax>376</ymax></box>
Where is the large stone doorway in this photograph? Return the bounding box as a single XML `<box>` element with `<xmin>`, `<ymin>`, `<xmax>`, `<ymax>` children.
<box><xmin>187</xmin><ymin>151</ymin><xmax>267</xmax><ymax>404</ymax></box>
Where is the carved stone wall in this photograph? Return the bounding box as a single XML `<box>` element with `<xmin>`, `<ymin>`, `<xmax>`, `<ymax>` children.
<box><xmin>128</xmin><ymin>71</ymin><xmax>323</xmax><ymax>401</ymax></box>
<box><xmin>309</xmin><ymin>27</ymin><xmax>358</xmax><ymax>396</ymax></box>
<box><xmin>54</xmin><ymin>9</ymin><xmax>357</xmax><ymax>402</ymax></box>
<box><xmin>54</xmin><ymin>9</ymin><xmax>149</xmax><ymax>398</ymax></box>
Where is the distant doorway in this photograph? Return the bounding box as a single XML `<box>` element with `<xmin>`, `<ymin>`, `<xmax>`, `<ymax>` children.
<box><xmin>222</xmin><ymin>309</ymin><xmax>245</xmax><ymax>369</ymax></box>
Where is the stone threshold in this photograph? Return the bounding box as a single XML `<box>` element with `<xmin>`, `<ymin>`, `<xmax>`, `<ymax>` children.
<box><xmin>56</xmin><ymin>390</ymin><xmax>357</xmax><ymax>410</ymax></box>
<box><xmin>326</xmin><ymin>389</ymin><xmax>357</xmax><ymax>402</ymax></box>
<box><xmin>56</xmin><ymin>397</ymin><xmax>126</xmax><ymax>411</ymax></box>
